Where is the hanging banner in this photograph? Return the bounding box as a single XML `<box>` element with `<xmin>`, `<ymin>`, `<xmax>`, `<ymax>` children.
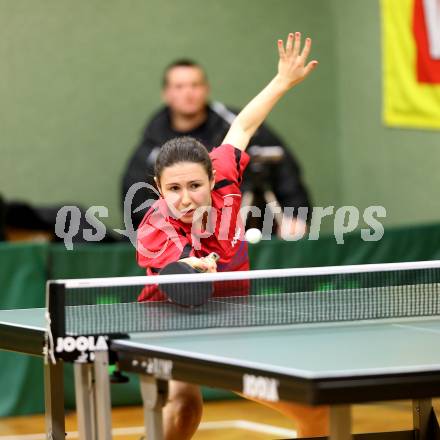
<box><xmin>382</xmin><ymin>0</ymin><xmax>440</xmax><ymax>129</ymax></box>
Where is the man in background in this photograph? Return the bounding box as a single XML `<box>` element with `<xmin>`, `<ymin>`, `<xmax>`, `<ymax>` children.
<box><xmin>121</xmin><ymin>60</ymin><xmax>311</xmax><ymax>236</ymax></box>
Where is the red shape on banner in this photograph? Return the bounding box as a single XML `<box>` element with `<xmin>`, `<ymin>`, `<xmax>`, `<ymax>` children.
<box><xmin>413</xmin><ymin>0</ymin><xmax>440</xmax><ymax>83</ymax></box>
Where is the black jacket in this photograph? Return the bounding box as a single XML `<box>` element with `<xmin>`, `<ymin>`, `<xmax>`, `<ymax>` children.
<box><xmin>121</xmin><ymin>103</ymin><xmax>311</xmax><ymax>229</ymax></box>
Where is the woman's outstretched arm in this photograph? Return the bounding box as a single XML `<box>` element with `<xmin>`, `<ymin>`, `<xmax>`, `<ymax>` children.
<box><xmin>222</xmin><ymin>32</ymin><xmax>318</xmax><ymax>152</ymax></box>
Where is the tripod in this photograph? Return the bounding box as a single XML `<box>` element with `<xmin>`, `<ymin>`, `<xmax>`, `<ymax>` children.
<box><xmin>241</xmin><ymin>146</ymin><xmax>284</xmax><ymax>234</ymax></box>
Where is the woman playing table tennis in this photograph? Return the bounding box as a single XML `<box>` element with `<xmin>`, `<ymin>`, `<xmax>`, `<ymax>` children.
<box><xmin>136</xmin><ymin>32</ymin><xmax>328</xmax><ymax>438</ymax></box>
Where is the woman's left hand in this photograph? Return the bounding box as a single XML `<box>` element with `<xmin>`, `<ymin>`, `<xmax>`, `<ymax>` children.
<box><xmin>276</xmin><ymin>32</ymin><xmax>318</xmax><ymax>89</ymax></box>
<box><xmin>179</xmin><ymin>256</ymin><xmax>217</xmax><ymax>273</ymax></box>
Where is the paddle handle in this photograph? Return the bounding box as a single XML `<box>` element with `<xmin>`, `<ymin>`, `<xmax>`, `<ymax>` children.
<box><xmin>206</xmin><ymin>252</ymin><xmax>220</xmax><ymax>262</ymax></box>
<box><xmin>193</xmin><ymin>252</ymin><xmax>219</xmax><ymax>273</ymax></box>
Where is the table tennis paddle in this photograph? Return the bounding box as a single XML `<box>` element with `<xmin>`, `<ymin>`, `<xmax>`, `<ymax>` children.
<box><xmin>159</xmin><ymin>252</ymin><xmax>219</xmax><ymax>307</ymax></box>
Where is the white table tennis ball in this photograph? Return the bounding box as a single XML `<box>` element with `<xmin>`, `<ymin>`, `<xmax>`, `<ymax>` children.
<box><xmin>245</xmin><ymin>228</ymin><xmax>262</xmax><ymax>244</ymax></box>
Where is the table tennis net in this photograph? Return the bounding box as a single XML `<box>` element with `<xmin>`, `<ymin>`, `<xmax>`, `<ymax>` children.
<box><xmin>49</xmin><ymin>261</ymin><xmax>440</xmax><ymax>336</ymax></box>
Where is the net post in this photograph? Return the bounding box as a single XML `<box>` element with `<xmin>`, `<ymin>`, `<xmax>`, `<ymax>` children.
<box><xmin>47</xmin><ymin>281</ymin><xmax>66</xmax><ymax>343</ymax></box>
<box><xmin>44</xmin><ymin>281</ymin><xmax>66</xmax><ymax>439</ymax></box>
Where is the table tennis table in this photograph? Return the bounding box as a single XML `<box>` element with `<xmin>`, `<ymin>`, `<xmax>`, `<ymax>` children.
<box><xmin>1</xmin><ymin>261</ymin><xmax>440</xmax><ymax>440</ymax></box>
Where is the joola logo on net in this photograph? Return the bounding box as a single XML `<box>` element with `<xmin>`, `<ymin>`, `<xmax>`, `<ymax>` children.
<box><xmin>55</xmin><ymin>335</ymin><xmax>108</xmax><ymax>355</ymax></box>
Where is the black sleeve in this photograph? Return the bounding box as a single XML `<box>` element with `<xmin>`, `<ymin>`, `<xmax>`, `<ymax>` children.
<box><xmin>0</xmin><ymin>194</ymin><xmax>5</xmax><ymax>241</ymax></box>
<box><xmin>121</xmin><ymin>127</ymin><xmax>161</xmax><ymax>230</ymax></box>
<box><xmin>247</xmin><ymin>124</ymin><xmax>312</xmax><ymax>218</ymax></box>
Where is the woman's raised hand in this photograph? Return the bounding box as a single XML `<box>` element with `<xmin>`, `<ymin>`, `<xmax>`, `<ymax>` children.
<box><xmin>276</xmin><ymin>32</ymin><xmax>318</xmax><ymax>89</ymax></box>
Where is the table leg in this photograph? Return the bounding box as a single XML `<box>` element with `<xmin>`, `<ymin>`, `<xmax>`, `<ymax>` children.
<box><xmin>44</xmin><ymin>359</ymin><xmax>65</xmax><ymax>440</ymax></box>
<box><xmin>413</xmin><ymin>398</ymin><xmax>433</xmax><ymax>440</ymax></box>
<box><xmin>140</xmin><ymin>376</ymin><xmax>168</xmax><ymax>440</ymax></box>
<box><xmin>93</xmin><ymin>350</ymin><xmax>112</xmax><ymax>440</ymax></box>
<box><xmin>330</xmin><ymin>405</ymin><xmax>352</xmax><ymax>440</ymax></box>
<box><xmin>74</xmin><ymin>362</ymin><xmax>96</xmax><ymax>440</ymax></box>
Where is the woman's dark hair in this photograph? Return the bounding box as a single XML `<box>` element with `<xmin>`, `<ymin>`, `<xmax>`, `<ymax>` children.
<box><xmin>155</xmin><ymin>137</ymin><xmax>213</xmax><ymax>183</ymax></box>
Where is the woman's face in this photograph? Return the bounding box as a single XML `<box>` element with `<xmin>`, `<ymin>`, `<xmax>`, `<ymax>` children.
<box><xmin>156</xmin><ymin>162</ymin><xmax>215</xmax><ymax>224</ymax></box>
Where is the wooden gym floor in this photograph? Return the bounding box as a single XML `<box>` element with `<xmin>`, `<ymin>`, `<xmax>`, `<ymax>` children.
<box><xmin>0</xmin><ymin>398</ymin><xmax>439</xmax><ymax>439</ymax></box>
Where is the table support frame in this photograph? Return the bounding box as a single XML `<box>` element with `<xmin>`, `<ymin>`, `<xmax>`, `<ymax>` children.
<box><xmin>74</xmin><ymin>362</ymin><xmax>96</xmax><ymax>440</ymax></box>
<box><xmin>44</xmin><ymin>359</ymin><xmax>65</xmax><ymax>440</ymax></box>
<box><xmin>140</xmin><ymin>376</ymin><xmax>169</xmax><ymax>440</ymax></box>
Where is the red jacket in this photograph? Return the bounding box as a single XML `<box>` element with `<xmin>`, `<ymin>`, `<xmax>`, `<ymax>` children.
<box><xmin>137</xmin><ymin>144</ymin><xmax>250</xmax><ymax>301</ymax></box>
